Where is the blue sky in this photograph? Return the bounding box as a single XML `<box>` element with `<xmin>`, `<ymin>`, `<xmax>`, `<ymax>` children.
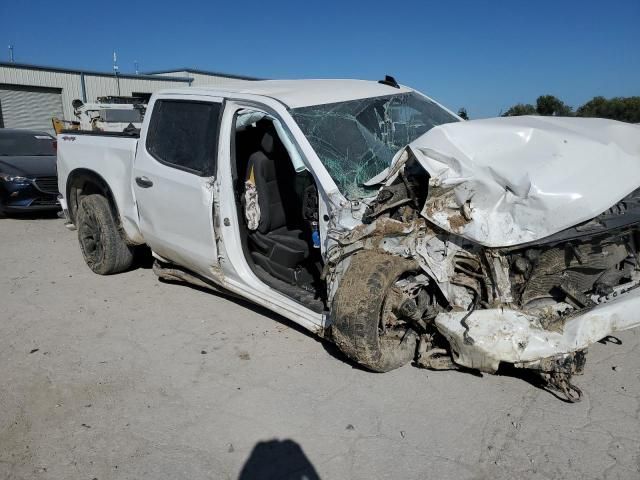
<box><xmin>1</xmin><ymin>0</ymin><xmax>638</xmax><ymax>118</ymax></box>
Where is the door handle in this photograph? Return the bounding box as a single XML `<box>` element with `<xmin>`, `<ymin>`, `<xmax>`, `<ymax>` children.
<box><xmin>135</xmin><ymin>176</ymin><xmax>153</xmax><ymax>188</ymax></box>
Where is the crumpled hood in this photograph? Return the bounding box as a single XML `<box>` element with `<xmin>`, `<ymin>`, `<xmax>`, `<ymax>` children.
<box><xmin>408</xmin><ymin>116</ymin><xmax>640</xmax><ymax>247</ymax></box>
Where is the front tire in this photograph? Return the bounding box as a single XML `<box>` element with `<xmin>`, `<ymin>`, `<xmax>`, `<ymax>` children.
<box><xmin>331</xmin><ymin>251</ymin><xmax>419</xmax><ymax>372</ymax></box>
<box><xmin>76</xmin><ymin>194</ymin><xmax>134</xmax><ymax>275</ymax></box>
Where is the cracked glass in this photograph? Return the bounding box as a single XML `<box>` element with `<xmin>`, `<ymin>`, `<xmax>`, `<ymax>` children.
<box><xmin>291</xmin><ymin>92</ymin><xmax>458</xmax><ymax>199</ymax></box>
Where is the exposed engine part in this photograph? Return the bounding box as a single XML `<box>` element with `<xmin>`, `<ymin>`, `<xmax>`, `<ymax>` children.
<box><xmin>362</xmin><ymin>182</ymin><xmax>415</xmax><ymax>224</ymax></box>
<box><xmin>381</xmin><ymin>273</ymin><xmax>440</xmax><ymax>332</ymax></box>
<box><xmin>323</xmin><ymin>146</ymin><xmax>640</xmax><ymax>401</ymax></box>
<box><xmin>544</xmin><ymin>373</ymin><xmax>583</xmax><ymax>403</ymax></box>
<box><xmin>415</xmin><ymin>334</ymin><xmax>458</xmax><ymax>370</ymax></box>
<box><xmin>509</xmin><ymin>233</ymin><xmax>638</xmax><ymax>313</ymax></box>
<box><xmin>520</xmin><ymin>350</ymin><xmax>588</xmax><ymax>403</ymax></box>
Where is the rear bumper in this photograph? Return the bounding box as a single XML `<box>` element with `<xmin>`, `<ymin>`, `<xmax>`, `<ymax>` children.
<box><xmin>434</xmin><ymin>285</ymin><xmax>640</xmax><ymax>372</ymax></box>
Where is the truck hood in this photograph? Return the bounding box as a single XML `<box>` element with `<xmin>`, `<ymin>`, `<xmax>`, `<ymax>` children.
<box><xmin>407</xmin><ymin>116</ymin><xmax>640</xmax><ymax>247</ymax></box>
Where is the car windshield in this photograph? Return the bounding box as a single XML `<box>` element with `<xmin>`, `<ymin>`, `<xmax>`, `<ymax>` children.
<box><xmin>0</xmin><ymin>133</ymin><xmax>55</xmax><ymax>156</ymax></box>
<box><xmin>291</xmin><ymin>92</ymin><xmax>459</xmax><ymax>199</ymax></box>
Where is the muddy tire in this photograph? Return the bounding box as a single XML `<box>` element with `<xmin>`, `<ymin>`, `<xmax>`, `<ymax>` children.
<box><xmin>331</xmin><ymin>251</ymin><xmax>419</xmax><ymax>372</ymax></box>
<box><xmin>76</xmin><ymin>194</ymin><xmax>134</xmax><ymax>275</ymax></box>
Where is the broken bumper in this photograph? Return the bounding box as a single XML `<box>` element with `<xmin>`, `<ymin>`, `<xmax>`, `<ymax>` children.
<box><xmin>434</xmin><ymin>286</ymin><xmax>640</xmax><ymax>373</ymax></box>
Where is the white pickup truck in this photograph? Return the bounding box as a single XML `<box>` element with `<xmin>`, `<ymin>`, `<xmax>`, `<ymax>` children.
<box><xmin>57</xmin><ymin>78</ymin><xmax>640</xmax><ymax>400</ymax></box>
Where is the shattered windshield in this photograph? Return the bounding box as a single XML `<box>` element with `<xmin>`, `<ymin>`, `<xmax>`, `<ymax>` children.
<box><xmin>291</xmin><ymin>92</ymin><xmax>458</xmax><ymax>199</ymax></box>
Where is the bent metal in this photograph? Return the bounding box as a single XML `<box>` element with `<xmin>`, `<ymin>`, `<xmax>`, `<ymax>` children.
<box><xmin>55</xmin><ymin>78</ymin><xmax>640</xmax><ymax>402</ymax></box>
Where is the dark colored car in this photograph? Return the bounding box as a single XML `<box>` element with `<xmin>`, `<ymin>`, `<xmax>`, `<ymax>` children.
<box><xmin>0</xmin><ymin>128</ymin><xmax>59</xmax><ymax>216</ymax></box>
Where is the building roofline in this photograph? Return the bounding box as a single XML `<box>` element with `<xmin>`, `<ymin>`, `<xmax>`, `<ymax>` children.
<box><xmin>0</xmin><ymin>61</ymin><xmax>192</xmax><ymax>82</ymax></box>
<box><xmin>144</xmin><ymin>67</ymin><xmax>261</xmax><ymax>81</ymax></box>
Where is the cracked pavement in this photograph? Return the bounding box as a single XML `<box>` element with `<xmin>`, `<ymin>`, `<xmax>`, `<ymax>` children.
<box><xmin>1</xmin><ymin>215</ymin><xmax>639</xmax><ymax>479</ymax></box>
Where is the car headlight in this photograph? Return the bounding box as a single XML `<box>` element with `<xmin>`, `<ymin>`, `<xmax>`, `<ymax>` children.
<box><xmin>0</xmin><ymin>173</ymin><xmax>31</xmax><ymax>184</ymax></box>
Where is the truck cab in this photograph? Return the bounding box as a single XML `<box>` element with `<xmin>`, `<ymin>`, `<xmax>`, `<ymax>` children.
<box><xmin>57</xmin><ymin>80</ymin><xmax>447</xmax><ymax>335</ymax></box>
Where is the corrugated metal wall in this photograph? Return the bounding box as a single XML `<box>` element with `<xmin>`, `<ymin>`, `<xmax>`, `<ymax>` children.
<box><xmin>0</xmin><ymin>66</ymin><xmax>83</xmax><ymax>120</ymax></box>
<box><xmin>154</xmin><ymin>71</ymin><xmax>253</xmax><ymax>87</ymax></box>
<box><xmin>0</xmin><ymin>84</ymin><xmax>63</xmax><ymax>133</ymax></box>
<box><xmin>83</xmin><ymin>76</ymin><xmax>193</xmax><ymax>100</ymax></box>
<box><xmin>0</xmin><ymin>65</ymin><xmax>194</xmax><ymax>132</ymax></box>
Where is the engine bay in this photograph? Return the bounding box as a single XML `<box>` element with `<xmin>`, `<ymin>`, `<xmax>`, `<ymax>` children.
<box><xmin>325</xmin><ymin>153</ymin><xmax>640</xmax><ymax>401</ymax></box>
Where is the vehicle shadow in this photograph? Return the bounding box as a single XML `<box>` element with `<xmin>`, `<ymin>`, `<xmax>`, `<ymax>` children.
<box><xmin>496</xmin><ymin>363</ymin><xmax>580</xmax><ymax>402</ymax></box>
<box><xmin>132</xmin><ymin>245</ymin><xmax>156</xmax><ymax>269</ymax></box>
<box><xmin>152</xmin><ymin>270</ymin><xmax>594</xmax><ymax>401</ymax></box>
<box><xmin>158</xmin><ymin>273</ymin><xmax>374</xmax><ymax>372</ymax></box>
<box><xmin>156</xmin><ymin>276</ymin><xmax>320</xmax><ymax>341</ymax></box>
<box><xmin>1</xmin><ymin>210</ymin><xmax>61</xmax><ymax>221</ymax></box>
<box><xmin>238</xmin><ymin>438</ymin><xmax>320</xmax><ymax>480</ymax></box>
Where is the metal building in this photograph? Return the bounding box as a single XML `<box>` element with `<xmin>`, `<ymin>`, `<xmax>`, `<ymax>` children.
<box><xmin>0</xmin><ymin>62</ymin><xmax>255</xmax><ymax>133</ymax></box>
<box><xmin>145</xmin><ymin>67</ymin><xmax>260</xmax><ymax>87</ymax></box>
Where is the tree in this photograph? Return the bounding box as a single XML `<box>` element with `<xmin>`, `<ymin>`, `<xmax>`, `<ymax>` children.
<box><xmin>535</xmin><ymin>95</ymin><xmax>573</xmax><ymax>116</ymax></box>
<box><xmin>502</xmin><ymin>103</ymin><xmax>537</xmax><ymax>116</ymax></box>
<box><xmin>502</xmin><ymin>95</ymin><xmax>640</xmax><ymax>122</ymax></box>
<box><xmin>457</xmin><ymin>107</ymin><xmax>469</xmax><ymax>120</ymax></box>
<box><xmin>503</xmin><ymin>95</ymin><xmax>572</xmax><ymax>117</ymax></box>
<box><xmin>576</xmin><ymin>96</ymin><xmax>640</xmax><ymax>123</ymax></box>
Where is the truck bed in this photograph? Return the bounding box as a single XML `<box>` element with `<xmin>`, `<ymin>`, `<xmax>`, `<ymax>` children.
<box><xmin>56</xmin><ymin>131</ymin><xmax>143</xmax><ymax>244</ymax></box>
<box><xmin>59</xmin><ymin>129</ymin><xmax>140</xmax><ymax>138</ymax></box>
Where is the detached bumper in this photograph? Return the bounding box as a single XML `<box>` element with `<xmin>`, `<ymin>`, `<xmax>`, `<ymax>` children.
<box><xmin>434</xmin><ymin>287</ymin><xmax>640</xmax><ymax>372</ymax></box>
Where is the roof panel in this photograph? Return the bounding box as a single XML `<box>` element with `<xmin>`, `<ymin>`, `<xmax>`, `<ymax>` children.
<box><xmin>162</xmin><ymin>79</ymin><xmax>413</xmax><ymax>108</ymax></box>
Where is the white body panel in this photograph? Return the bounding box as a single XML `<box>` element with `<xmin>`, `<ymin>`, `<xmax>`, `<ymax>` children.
<box><xmin>57</xmin><ymin>87</ymin><xmax>329</xmax><ymax>334</ymax></box>
<box><xmin>435</xmin><ymin>285</ymin><xmax>640</xmax><ymax>372</ymax></box>
<box><xmin>56</xmin><ymin>133</ymin><xmax>144</xmax><ymax>244</ymax></box>
<box><xmin>410</xmin><ymin>116</ymin><xmax>640</xmax><ymax>247</ymax></box>
<box><xmin>132</xmin><ymin>93</ymin><xmax>221</xmax><ymax>278</ymax></box>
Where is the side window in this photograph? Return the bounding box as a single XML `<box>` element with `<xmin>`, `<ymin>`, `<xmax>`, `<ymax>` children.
<box><xmin>146</xmin><ymin>100</ymin><xmax>221</xmax><ymax>175</ymax></box>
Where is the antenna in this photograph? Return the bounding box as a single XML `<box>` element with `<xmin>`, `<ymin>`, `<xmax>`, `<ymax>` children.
<box><xmin>112</xmin><ymin>50</ymin><xmax>121</xmax><ymax>96</ymax></box>
<box><xmin>134</xmin><ymin>60</ymin><xmax>139</xmax><ymax>75</ymax></box>
<box><xmin>8</xmin><ymin>44</ymin><xmax>14</xmax><ymax>63</ymax></box>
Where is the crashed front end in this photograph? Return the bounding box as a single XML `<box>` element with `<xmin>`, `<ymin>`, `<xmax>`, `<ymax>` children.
<box><xmin>325</xmin><ymin>116</ymin><xmax>640</xmax><ymax>400</ymax></box>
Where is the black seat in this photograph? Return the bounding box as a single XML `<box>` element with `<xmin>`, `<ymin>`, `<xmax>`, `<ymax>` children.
<box><xmin>246</xmin><ymin>129</ymin><xmax>309</xmax><ymax>284</ymax></box>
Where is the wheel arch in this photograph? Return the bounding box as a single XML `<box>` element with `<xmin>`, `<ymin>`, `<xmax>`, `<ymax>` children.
<box><xmin>66</xmin><ymin>168</ymin><xmax>120</xmax><ymax>225</ymax></box>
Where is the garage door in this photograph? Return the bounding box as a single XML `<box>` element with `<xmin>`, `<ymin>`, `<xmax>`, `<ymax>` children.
<box><xmin>0</xmin><ymin>84</ymin><xmax>63</xmax><ymax>134</ymax></box>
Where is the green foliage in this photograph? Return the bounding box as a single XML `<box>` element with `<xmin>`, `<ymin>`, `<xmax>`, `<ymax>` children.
<box><xmin>503</xmin><ymin>95</ymin><xmax>571</xmax><ymax>117</ymax></box>
<box><xmin>503</xmin><ymin>95</ymin><xmax>640</xmax><ymax>123</ymax></box>
<box><xmin>535</xmin><ymin>95</ymin><xmax>573</xmax><ymax>116</ymax></box>
<box><xmin>457</xmin><ymin>107</ymin><xmax>469</xmax><ymax>120</ymax></box>
<box><xmin>576</xmin><ymin>96</ymin><xmax>640</xmax><ymax>123</ymax></box>
<box><xmin>502</xmin><ymin>103</ymin><xmax>537</xmax><ymax>116</ymax></box>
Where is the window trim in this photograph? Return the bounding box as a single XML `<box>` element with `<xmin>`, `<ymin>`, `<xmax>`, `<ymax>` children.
<box><xmin>145</xmin><ymin>99</ymin><xmax>223</xmax><ymax>177</ymax></box>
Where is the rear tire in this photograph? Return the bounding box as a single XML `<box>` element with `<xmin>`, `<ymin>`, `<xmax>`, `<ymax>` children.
<box><xmin>331</xmin><ymin>251</ymin><xmax>419</xmax><ymax>372</ymax></box>
<box><xmin>76</xmin><ymin>194</ymin><xmax>134</xmax><ymax>275</ymax></box>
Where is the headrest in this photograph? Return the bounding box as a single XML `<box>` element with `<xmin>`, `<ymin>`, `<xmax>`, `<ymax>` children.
<box><xmin>261</xmin><ymin>132</ymin><xmax>274</xmax><ymax>154</ymax></box>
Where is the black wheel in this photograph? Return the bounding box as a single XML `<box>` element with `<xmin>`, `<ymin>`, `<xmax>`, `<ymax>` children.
<box><xmin>76</xmin><ymin>194</ymin><xmax>134</xmax><ymax>275</ymax></box>
<box><xmin>331</xmin><ymin>251</ymin><xmax>420</xmax><ymax>372</ymax></box>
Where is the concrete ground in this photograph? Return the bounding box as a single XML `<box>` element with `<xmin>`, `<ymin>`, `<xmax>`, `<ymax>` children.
<box><xmin>1</xmin><ymin>214</ymin><xmax>639</xmax><ymax>480</ymax></box>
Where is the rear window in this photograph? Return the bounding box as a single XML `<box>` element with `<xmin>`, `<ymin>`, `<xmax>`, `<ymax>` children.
<box><xmin>146</xmin><ymin>100</ymin><xmax>221</xmax><ymax>175</ymax></box>
<box><xmin>99</xmin><ymin>108</ymin><xmax>143</xmax><ymax>123</ymax></box>
<box><xmin>0</xmin><ymin>133</ymin><xmax>55</xmax><ymax>156</ymax></box>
